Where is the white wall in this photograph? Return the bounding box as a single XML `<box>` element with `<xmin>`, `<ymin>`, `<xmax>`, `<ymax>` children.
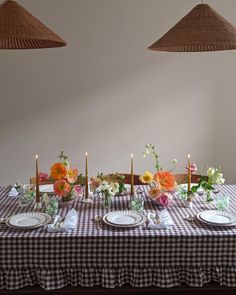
<box><xmin>0</xmin><ymin>0</ymin><xmax>235</xmax><ymax>184</ymax></box>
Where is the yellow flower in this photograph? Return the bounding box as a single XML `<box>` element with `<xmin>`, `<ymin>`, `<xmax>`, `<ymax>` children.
<box><xmin>139</xmin><ymin>171</ymin><xmax>154</xmax><ymax>184</ymax></box>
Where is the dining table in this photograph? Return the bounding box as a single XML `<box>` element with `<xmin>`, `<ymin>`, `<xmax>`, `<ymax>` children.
<box><xmin>0</xmin><ymin>185</ymin><xmax>236</xmax><ymax>294</ymax></box>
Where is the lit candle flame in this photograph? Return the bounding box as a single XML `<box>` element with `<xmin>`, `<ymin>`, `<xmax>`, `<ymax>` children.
<box><xmin>188</xmin><ymin>154</ymin><xmax>191</xmax><ymax>159</ymax></box>
<box><xmin>131</xmin><ymin>154</ymin><xmax>134</xmax><ymax>158</ymax></box>
<box><xmin>36</xmin><ymin>155</ymin><xmax>38</xmax><ymax>159</ymax></box>
<box><xmin>85</xmin><ymin>152</ymin><xmax>88</xmax><ymax>157</ymax></box>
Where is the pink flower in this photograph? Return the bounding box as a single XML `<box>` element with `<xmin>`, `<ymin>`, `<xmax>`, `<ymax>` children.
<box><xmin>74</xmin><ymin>185</ymin><xmax>83</xmax><ymax>196</ymax></box>
<box><xmin>39</xmin><ymin>172</ymin><xmax>49</xmax><ymax>181</ymax></box>
<box><xmin>185</xmin><ymin>164</ymin><xmax>197</xmax><ymax>174</ymax></box>
<box><xmin>156</xmin><ymin>192</ymin><xmax>172</xmax><ymax>207</ymax></box>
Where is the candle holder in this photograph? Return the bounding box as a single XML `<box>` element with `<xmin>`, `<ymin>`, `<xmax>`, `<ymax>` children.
<box><xmin>80</xmin><ymin>186</ymin><xmax>93</xmax><ymax>203</ymax></box>
<box><xmin>34</xmin><ymin>201</ymin><xmax>43</xmax><ymax>210</ymax></box>
<box><xmin>184</xmin><ymin>193</ymin><xmax>196</xmax><ymax>208</ymax></box>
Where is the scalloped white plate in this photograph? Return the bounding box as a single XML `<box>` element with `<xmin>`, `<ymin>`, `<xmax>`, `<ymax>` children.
<box><xmin>103</xmin><ymin>211</ymin><xmax>146</xmax><ymax>228</ymax></box>
<box><xmin>39</xmin><ymin>184</ymin><xmax>54</xmax><ymax>194</ymax></box>
<box><xmin>197</xmin><ymin>210</ymin><xmax>236</xmax><ymax>226</ymax></box>
<box><xmin>7</xmin><ymin>212</ymin><xmax>51</xmax><ymax>229</ymax></box>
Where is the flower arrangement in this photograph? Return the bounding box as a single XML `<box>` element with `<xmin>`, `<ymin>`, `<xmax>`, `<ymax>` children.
<box><xmin>90</xmin><ymin>173</ymin><xmax>126</xmax><ymax>208</ymax></box>
<box><xmin>179</xmin><ymin>165</ymin><xmax>225</xmax><ymax>202</ymax></box>
<box><xmin>140</xmin><ymin>144</ymin><xmax>177</xmax><ymax>207</ymax></box>
<box><xmin>49</xmin><ymin>151</ymin><xmax>83</xmax><ymax>202</ymax></box>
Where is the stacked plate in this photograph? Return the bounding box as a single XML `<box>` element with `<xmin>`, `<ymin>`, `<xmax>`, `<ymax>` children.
<box><xmin>197</xmin><ymin>210</ymin><xmax>236</xmax><ymax>227</ymax></box>
<box><xmin>6</xmin><ymin>212</ymin><xmax>51</xmax><ymax>229</ymax></box>
<box><xmin>39</xmin><ymin>184</ymin><xmax>54</xmax><ymax>194</ymax></box>
<box><xmin>103</xmin><ymin>211</ymin><xmax>146</xmax><ymax>228</ymax></box>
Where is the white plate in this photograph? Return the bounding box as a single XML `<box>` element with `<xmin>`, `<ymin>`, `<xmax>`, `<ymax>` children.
<box><xmin>105</xmin><ymin>211</ymin><xmax>143</xmax><ymax>225</ymax></box>
<box><xmin>103</xmin><ymin>211</ymin><xmax>146</xmax><ymax>228</ymax></box>
<box><xmin>198</xmin><ymin>210</ymin><xmax>236</xmax><ymax>225</ymax></box>
<box><xmin>178</xmin><ymin>183</ymin><xmax>204</xmax><ymax>194</ymax></box>
<box><xmin>7</xmin><ymin>212</ymin><xmax>51</xmax><ymax>228</ymax></box>
<box><xmin>196</xmin><ymin>213</ymin><xmax>236</xmax><ymax>227</ymax></box>
<box><xmin>39</xmin><ymin>184</ymin><xmax>54</xmax><ymax>194</ymax></box>
<box><xmin>104</xmin><ymin>218</ymin><xmax>146</xmax><ymax>228</ymax></box>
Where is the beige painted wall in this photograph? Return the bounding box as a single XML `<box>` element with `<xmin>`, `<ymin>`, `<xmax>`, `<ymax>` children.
<box><xmin>0</xmin><ymin>0</ymin><xmax>235</xmax><ymax>184</ymax></box>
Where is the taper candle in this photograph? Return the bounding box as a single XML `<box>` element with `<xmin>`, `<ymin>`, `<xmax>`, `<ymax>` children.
<box><xmin>85</xmin><ymin>152</ymin><xmax>89</xmax><ymax>199</ymax></box>
<box><xmin>35</xmin><ymin>155</ymin><xmax>40</xmax><ymax>203</ymax></box>
<box><xmin>187</xmin><ymin>154</ymin><xmax>191</xmax><ymax>193</ymax></box>
<box><xmin>131</xmin><ymin>154</ymin><xmax>134</xmax><ymax>196</ymax></box>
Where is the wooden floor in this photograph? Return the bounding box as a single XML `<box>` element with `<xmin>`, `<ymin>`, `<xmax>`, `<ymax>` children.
<box><xmin>1</xmin><ymin>284</ymin><xmax>236</xmax><ymax>295</ymax></box>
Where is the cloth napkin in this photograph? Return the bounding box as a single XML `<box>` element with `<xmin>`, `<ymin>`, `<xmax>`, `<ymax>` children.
<box><xmin>8</xmin><ymin>186</ymin><xmax>20</xmax><ymax>197</ymax></box>
<box><xmin>47</xmin><ymin>209</ymin><xmax>78</xmax><ymax>233</ymax></box>
<box><xmin>147</xmin><ymin>209</ymin><xmax>174</xmax><ymax>230</ymax></box>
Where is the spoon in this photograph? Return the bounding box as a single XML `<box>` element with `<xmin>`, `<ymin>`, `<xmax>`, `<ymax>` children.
<box><xmin>0</xmin><ymin>217</ymin><xmax>7</xmax><ymax>224</ymax></box>
<box><xmin>185</xmin><ymin>215</ymin><xmax>197</xmax><ymax>228</ymax></box>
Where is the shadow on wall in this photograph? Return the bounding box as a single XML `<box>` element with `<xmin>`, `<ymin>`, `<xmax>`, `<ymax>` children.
<box><xmin>0</xmin><ymin>0</ymin><xmax>220</xmax><ymax>183</ymax></box>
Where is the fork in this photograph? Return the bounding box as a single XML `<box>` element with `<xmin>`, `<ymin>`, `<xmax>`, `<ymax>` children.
<box><xmin>94</xmin><ymin>215</ymin><xmax>102</xmax><ymax>230</ymax></box>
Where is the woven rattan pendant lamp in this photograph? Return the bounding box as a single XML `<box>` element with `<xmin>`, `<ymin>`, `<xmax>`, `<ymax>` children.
<box><xmin>0</xmin><ymin>0</ymin><xmax>66</xmax><ymax>49</ymax></box>
<box><xmin>148</xmin><ymin>2</ymin><xmax>236</xmax><ymax>52</ymax></box>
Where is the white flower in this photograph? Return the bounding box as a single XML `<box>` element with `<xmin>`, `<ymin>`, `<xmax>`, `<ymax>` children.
<box><xmin>207</xmin><ymin>167</ymin><xmax>215</xmax><ymax>178</ymax></box>
<box><xmin>100</xmin><ymin>181</ymin><xmax>109</xmax><ymax>191</ymax></box>
<box><xmin>111</xmin><ymin>182</ymin><xmax>119</xmax><ymax>194</ymax></box>
<box><xmin>216</xmin><ymin>174</ymin><xmax>225</xmax><ymax>184</ymax></box>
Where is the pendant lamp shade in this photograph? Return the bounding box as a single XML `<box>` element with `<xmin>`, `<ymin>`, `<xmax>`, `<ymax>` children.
<box><xmin>0</xmin><ymin>0</ymin><xmax>66</xmax><ymax>49</ymax></box>
<box><xmin>148</xmin><ymin>4</ymin><xmax>236</xmax><ymax>52</ymax></box>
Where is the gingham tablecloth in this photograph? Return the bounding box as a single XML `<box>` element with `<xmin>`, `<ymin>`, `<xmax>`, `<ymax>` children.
<box><xmin>0</xmin><ymin>185</ymin><xmax>236</xmax><ymax>290</ymax></box>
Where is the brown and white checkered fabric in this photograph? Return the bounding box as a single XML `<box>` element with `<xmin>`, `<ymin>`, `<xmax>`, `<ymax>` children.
<box><xmin>0</xmin><ymin>185</ymin><xmax>236</xmax><ymax>290</ymax></box>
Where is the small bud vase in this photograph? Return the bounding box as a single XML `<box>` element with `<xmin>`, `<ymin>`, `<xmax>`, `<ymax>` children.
<box><xmin>205</xmin><ymin>190</ymin><xmax>214</xmax><ymax>203</ymax></box>
<box><xmin>58</xmin><ymin>198</ymin><xmax>74</xmax><ymax>208</ymax></box>
<box><xmin>184</xmin><ymin>193</ymin><xmax>196</xmax><ymax>208</ymax></box>
<box><xmin>58</xmin><ymin>194</ymin><xmax>75</xmax><ymax>208</ymax></box>
<box><xmin>103</xmin><ymin>191</ymin><xmax>112</xmax><ymax>209</ymax></box>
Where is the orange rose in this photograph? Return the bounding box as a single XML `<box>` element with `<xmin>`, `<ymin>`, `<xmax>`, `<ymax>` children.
<box><xmin>154</xmin><ymin>171</ymin><xmax>175</xmax><ymax>191</ymax></box>
<box><xmin>148</xmin><ymin>187</ymin><xmax>161</xmax><ymax>199</ymax></box>
<box><xmin>54</xmin><ymin>179</ymin><xmax>71</xmax><ymax>197</ymax></box>
<box><xmin>50</xmin><ymin>162</ymin><xmax>67</xmax><ymax>180</ymax></box>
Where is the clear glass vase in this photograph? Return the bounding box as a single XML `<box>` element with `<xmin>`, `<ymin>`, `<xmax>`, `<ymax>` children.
<box><xmin>103</xmin><ymin>191</ymin><xmax>112</xmax><ymax>209</ymax></box>
<box><xmin>205</xmin><ymin>190</ymin><xmax>214</xmax><ymax>202</ymax></box>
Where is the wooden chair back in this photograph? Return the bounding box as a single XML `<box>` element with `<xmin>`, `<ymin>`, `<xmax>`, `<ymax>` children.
<box><xmin>120</xmin><ymin>174</ymin><xmax>147</xmax><ymax>185</ymax></box>
<box><xmin>30</xmin><ymin>177</ymin><xmax>53</xmax><ymax>186</ymax></box>
<box><xmin>31</xmin><ymin>174</ymin><xmax>147</xmax><ymax>186</ymax></box>
<box><xmin>174</xmin><ymin>173</ymin><xmax>207</xmax><ymax>185</ymax></box>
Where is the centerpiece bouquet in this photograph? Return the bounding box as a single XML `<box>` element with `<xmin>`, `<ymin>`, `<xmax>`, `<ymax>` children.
<box><xmin>139</xmin><ymin>144</ymin><xmax>177</xmax><ymax>207</ymax></box>
<box><xmin>179</xmin><ymin>166</ymin><xmax>225</xmax><ymax>203</ymax></box>
<box><xmin>90</xmin><ymin>173</ymin><xmax>126</xmax><ymax>208</ymax></box>
<box><xmin>49</xmin><ymin>151</ymin><xmax>84</xmax><ymax>204</ymax></box>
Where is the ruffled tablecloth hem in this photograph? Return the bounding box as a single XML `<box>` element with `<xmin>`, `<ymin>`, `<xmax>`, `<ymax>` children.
<box><xmin>1</xmin><ymin>267</ymin><xmax>236</xmax><ymax>290</ymax></box>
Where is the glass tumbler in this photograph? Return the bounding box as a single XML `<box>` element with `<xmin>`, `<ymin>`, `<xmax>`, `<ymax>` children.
<box><xmin>216</xmin><ymin>194</ymin><xmax>230</xmax><ymax>211</ymax></box>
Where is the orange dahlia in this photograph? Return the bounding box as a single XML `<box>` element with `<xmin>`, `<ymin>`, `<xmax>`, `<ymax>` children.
<box><xmin>54</xmin><ymin>179</ymin><xmax>71</xmax><ymax>197</ymax></box>
<box><xmin>154</xmin><ymin>171</ymin><xmax>175</xmax><ymax>191</ymax></box>
<box><xmin>50</xmin><ymin>162</ymin><xmax>67</xmax><ymax>180</ymax></box>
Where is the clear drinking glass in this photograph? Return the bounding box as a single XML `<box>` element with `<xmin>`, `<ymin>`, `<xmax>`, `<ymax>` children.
<box><xmin>216</xmin><ymin>194</ymin><xmax>230</xmax><ymax>211</ymax></box>
<box><xmin>18</xmin><ymin>184</ymin><xmax>36</xmax><ymax>207</ymax></box>
<box><xmin>130</xmin><ymin>196</ymin><xmax>144</xmax><ymax>212</ymax></box>
<box><xmin>45</xmin><ymin>196</ymin><xmax>58</xmax><ymax>217</ymax></box>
